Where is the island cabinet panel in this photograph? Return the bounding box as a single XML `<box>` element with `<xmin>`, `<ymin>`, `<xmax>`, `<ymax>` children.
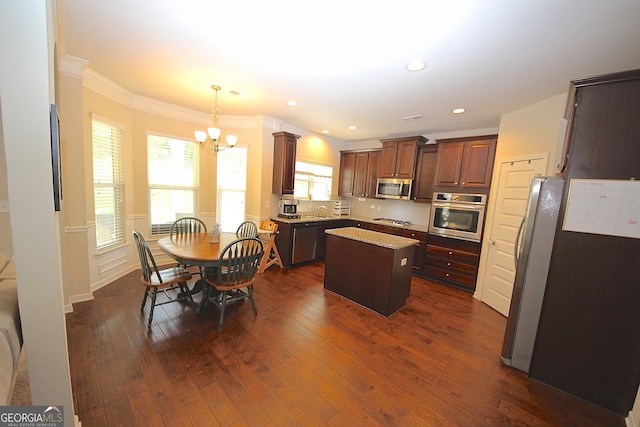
<box><xmin>272</xmin><ymin>131</ymin><xmax>299</xmax><ymax>194</ymax></box>
<box><xmin>433</xmin><ymin>135</ymin><xmax>497</xmax><ymax>192</ymax></box>
<box><xmin>324</xmin><ymin>231</ymin><xmax>414</xmax><ymax>317</ymax></box>
<box><xmin>422</xmin><ymin>234</ymin><xmax>480</xmax><ymax>292</ymax></box>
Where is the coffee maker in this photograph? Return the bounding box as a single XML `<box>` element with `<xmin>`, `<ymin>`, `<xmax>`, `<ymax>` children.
<box><xmin>278</xmin><ymin>199</ymin><xmax>300</xmax><ymax>219</ymax></box>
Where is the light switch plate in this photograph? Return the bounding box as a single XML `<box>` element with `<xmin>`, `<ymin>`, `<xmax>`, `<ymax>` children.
<box><xmin>0</xmin><ymin>200</ymin><xmax>9</xmax><ymax>213</ymax></box>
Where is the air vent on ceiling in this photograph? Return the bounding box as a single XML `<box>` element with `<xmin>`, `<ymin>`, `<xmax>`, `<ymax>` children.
<box><xmin>402</xmin><ymin>114</ymin><xmax>424</xmax><ymax>122</ymax></box>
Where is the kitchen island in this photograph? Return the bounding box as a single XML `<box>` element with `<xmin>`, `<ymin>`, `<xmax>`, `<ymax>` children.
<box><xmin>324</xmin><ymin>227</ymin><xmax>418</xmax><ymax>317</ymax></box>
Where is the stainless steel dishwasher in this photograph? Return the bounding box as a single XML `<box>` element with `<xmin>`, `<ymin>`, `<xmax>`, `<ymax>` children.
<box><xmin>292</xmin><ymin>222</ymin><xmax>318</xmax><ymax>264</ymax></box>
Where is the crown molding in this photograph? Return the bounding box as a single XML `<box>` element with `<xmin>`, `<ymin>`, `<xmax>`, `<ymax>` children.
<box><xmin>61</xmin><ymin>56</ymin><xmax>257</xmax><ymax>128</ymax></box>
<box><xmin>59</xmin><ymin>55</ymin><xmax>89</xmax><ymax>79</ymax></box>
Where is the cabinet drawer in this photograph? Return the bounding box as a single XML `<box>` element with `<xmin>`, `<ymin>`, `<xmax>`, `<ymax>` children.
<box><xmin>426</xmin><ymin>244</ymin><xmax>479</xmax><ymax>265</ymax></box>
<box><xmin>426</xmin><ymin>255</ymin><xmax>477</xmax><ymax>275</ymax></box>
<box><xmin>425</xmin><ymin>266</ymin><xmax>476</xmax><ymax>289</ymax></box>
<box><xmin>401</xmin><ymin>230</ymin><xmax>426</xmax><ymax>240</ymax></box>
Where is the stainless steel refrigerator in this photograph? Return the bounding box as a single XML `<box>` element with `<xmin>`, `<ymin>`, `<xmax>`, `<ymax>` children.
<box><xmin>501</xmin><ymin>176</ymin><xmax>564</xmax><ymax>373</ymax></box>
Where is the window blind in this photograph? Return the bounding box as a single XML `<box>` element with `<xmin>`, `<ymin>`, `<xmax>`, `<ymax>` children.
<box><xmin>216</xmin><ymin>147</ymin><xmax>247</xmax><ymax>232</ymax></box>
<box><xmin>147</xmin><ymin>135</ymin><xmax>199</xmax><ymax>235</ymax></box>
<box><xmin>92</xmin><ymin>119</ymin><xmax>125</xmax><ymax>249</ymax></box>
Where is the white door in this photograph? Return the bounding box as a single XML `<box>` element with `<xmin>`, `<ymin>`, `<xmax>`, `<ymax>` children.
<box><xmin>480</xmin><ymin>155</ymin><xmax>548</xmax><ymax>315</ymax></box>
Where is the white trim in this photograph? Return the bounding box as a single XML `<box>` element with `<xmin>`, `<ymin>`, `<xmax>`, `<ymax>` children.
<box><xmin>84</xmin><ymin>68</ymin><xmax>133</xmax><ymax>107</ymax></box>
<box><xmin>91</xmin><ymin>113</ymin><xmax>126</xmax><ymax>131</ymax></box>
<box><xmin>59</xmin><ymin>55</ymin><xmax>88</xmax><ymax>79</ymax></box>
<box><xmin>65</xmin><ymin>224</ymin><xmax>91</xmax><ymax>234</ymax></box>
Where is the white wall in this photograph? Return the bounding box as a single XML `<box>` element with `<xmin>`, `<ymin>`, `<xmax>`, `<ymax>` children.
<box><xmin>474</xmin><ymin>93</ymin><xmax>568</xmax><ymax>303</ymax></box>
<box><xmin>0</xmin><ymin>1</ymin><xmax>75</xmax><ymax>425</ymax></box>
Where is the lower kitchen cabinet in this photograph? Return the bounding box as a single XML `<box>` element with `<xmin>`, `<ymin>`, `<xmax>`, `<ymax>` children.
<box><xmin>273</xmin><ymin>218</ymin><xmax>427</xmax><ymax>272</ymax></box>
<box><xmin>422</xmin><ymin>234</ymin><xmax>480</xmax><ymax>291</ymax></box>
<box><xmin>317</xmin><ymin>220</ymin><xmax>349</xmax><ymax>260</ymax></box>
<box><xmin>273</xmin><ymin>220</ymin><xmax>293</xmax><ymax>266</ymax></box>
<box><xmin>402</xmin><ymin>229</ymin><xmax>426</xmax><ymax>272</ymax></box>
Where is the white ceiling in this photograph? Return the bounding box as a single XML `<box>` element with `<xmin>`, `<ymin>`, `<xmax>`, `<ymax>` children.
<box><xmin>62</xmin><ymin>0</ymin><xmax>640</xmax><ymax>142</ymax></box>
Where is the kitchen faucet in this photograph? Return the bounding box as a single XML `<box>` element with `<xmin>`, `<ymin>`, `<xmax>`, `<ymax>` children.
<box><xmin>313</xmin><ymin>205</ymin><xmax>328</xmax><ymax>217</ymax></box>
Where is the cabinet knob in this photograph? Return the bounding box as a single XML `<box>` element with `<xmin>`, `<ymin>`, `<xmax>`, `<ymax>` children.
<box><xmin>448</xmin><ymin>251</ymin><xmax>453</xmax><ymax>255</ymax></box>
<box><xmin>454</xmin><ymin>182</ymin><xmax>458</xmax><ymax>185</ymax></box>
<box><xmin>447</xmin><ymin>262</ymin><xmax>451</xmax><ymax>266</ymax></box>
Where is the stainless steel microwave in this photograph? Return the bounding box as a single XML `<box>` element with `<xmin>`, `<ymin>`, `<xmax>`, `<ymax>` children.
<box><xmin>376</xmin><ymin>178</ymin><xmax>412</xmax><ymax>200</ymax></box>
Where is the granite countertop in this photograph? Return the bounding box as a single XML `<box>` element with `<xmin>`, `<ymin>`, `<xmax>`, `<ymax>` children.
<box><xmin>272</xmin><ymin>215</ymin><xmax>429</xmax><ymax>233</ymax></box>
<box><xmin>325</xmin><ymin>227</ymin><xmax>419</xmax><ymax>249</ymax></box>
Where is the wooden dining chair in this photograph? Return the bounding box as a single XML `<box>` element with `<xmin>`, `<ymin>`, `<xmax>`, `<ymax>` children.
<box><xmin>258</xmin><ymin>220</ymin><xmax>284</xmax><ymax>273</ymax></box>
<box><xmin>203</xmin><ymin>237</ymin><xmax>264</xmax><ymax>331</ymax></box>
<box><xmin>236</xmin><ymin>220</ymin><xmax>258</xmax><ymax>238</ymax></box>
<box><xmin>133</xmin><ymin>230</ymin><xmax>194</xmax><ymax>327</ymax></box>
<box><xmin>170</xmin><ymin>217</ymin><xmax>207</xmax><ymax>278</ymax></box>
<box><xmin>170</xmin><ymin>217</ymin><xmax>207</xmax><ymax>236</ymax></box>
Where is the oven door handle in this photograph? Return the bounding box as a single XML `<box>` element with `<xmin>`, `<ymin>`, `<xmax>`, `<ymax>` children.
<box><xmin>432</xmin><ymin>202</ymin><xmax>485</xmax><ymax>211</ymax></box>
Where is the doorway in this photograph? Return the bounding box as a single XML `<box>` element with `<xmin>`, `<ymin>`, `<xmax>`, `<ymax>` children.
<box><xmin>478</xmin><ymin>154</ymin><xmax>548</xmax><ymax>315</ymax></box>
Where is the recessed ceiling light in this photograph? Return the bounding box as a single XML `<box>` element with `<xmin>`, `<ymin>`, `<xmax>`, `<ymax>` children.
<box><xmin>406</xmin><ymin>59</ymin><xmax>426</xmax><ymax>72</ymax></box>
<box><xmin>322</xmin><ymin>130</ymin><xmax>330</xmax><ymax>134</ymax></box>
<box><xmin>452</xmin><ymin>107</ymin><xmax>466</xmax><ymax>114</ymax></box>
<box><xmin>348</xmin><ymin>125</ymin><xmax>357</xmax><ymax>130</ymax></box>
<box><xmin>287</xmin><ymin>100</ymin><xmax>298</xmax><ymax>107</ymax></box>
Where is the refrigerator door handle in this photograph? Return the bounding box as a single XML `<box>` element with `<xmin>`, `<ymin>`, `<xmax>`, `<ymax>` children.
<box><xmin>514</xmin><ymin>215</ymin><xmax>526</xmax><ymax>268</ymax></box>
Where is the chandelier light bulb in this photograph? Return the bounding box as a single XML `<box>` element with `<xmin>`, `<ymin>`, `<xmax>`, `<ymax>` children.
<box><xmin>195</xmin><ymin>84</ymin><xmax>237</xmax><ymax>153</ymax></box>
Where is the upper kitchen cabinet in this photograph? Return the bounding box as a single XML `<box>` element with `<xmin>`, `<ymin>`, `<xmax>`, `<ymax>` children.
<box><xmin>338</xmin><ymin>149</ymin><xmax>380</xmax><ymax>198</ymax></box>
<box><xmin>433</xmin><ymin>135</ymin><xmax>497</xmax><ymax>191</ymax></box>
<box><xmin>272</xmin><ymin>131</ymin><xmax>300</xmax><ymax>194</ymax></box>
<box><xmin>378</xmin><ymin>136</ymin><xmax>427</xmax><ymax>179</ymax></box>
<box><xmin>412</xmin><ymin>144</ymin><xmax>439</xmax><ymax>202</ymax></box>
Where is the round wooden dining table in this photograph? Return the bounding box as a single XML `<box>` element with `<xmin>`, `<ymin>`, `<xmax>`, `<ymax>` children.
<box><xmin>157</xmin><ymin>231</ymin><xmax>238</xmax><ymax>269</ymax></box>
<box><xmin>157</xmin><ymin>232</ymin><xmax>241</xmax><ymax>311</ymax></box>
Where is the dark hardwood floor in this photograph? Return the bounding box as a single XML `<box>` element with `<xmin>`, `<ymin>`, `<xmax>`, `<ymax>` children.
<box><xmin>66</xmin><ymin>262</ymin><xmax>625</xmax><ymax>426</ymax></box>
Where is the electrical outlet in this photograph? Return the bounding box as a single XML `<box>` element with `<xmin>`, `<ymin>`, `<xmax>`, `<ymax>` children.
<box><xmin>401</xmin><ymin>257</ymin><xmax>407</xmax><ymax>266</ymax></box>
<box><xmin>0</xmin><ymin>200</ymin><xmax>9</xmax><ymax>213</ymax></box>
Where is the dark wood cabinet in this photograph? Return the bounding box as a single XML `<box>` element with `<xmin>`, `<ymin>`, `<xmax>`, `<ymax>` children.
<box><xmin>272</xmin><ymin>131</ymin><xmax>299</xmax><ymax>195</ymax></box>
<box><xmin>412</xmin><ymin>144</ymin><xmax>439</xmax><ymax>202</ymax></box>
<box><xmin>339</xmin><ymin>149</ymin><xmax>380</xmax><ymax>198</ymax></box>
<box><xmin>367</xmin><ymin>223</ymin><xmax>402</xmax><ymax>235</ymax></box>
<box><xmin>338</xmin><ymin>152</ymin><xmax>357</xmax><ymax>197</ymax></box>
<box><xmin>378</xmin><ymin>136</ymin><xmax>426</xmax><ymax>179</ymax></box>
<box><xmin>433</xmin><ymin>135</ymin><xmax>497</xmax><ymax>191</ymax></box>
<box><xmin>401</xmin><ymin>229</ymin><xmax>426</xmax><ymax>271</ymax></box>
<box><xmin>422</xmin><ymin>234</ymin><xmax>480</xmax><ymax>291</ymax></box>
<box><xmin>316</xmin><ymin>220</ymin><xmax>349</xmax><ymax>260</ymax></box>
<box><xmin>529</xmin><ymin>69</ymin><xmax>640</xmax><ymax>416</ymax></box>
<box><xmin>272</xmin><ymin>220</ymin><xmax>293</xmax><ymax>266</ymax></box>
<box><xmin>274</xmin><ymin>218</ymin><xmax>426</xmax><ymax>274</ymax></box>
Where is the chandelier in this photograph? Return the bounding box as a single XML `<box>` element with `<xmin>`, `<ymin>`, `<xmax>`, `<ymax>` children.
<box><xmin>194</xmin><ymin>85</ymin><xmax>237</xmax><ymax>152</ymax></box>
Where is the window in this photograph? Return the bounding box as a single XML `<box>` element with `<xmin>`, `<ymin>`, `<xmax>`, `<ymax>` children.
<box><xmin>148</xmin><ymin>135</ymin><xmax>199</xmax><ymax>235</ymax></box>
<box><xmin>92</xmin><ymin>118</ymin><xmax>125</xmax><ymax>249</ymax></box>
<box><xmin>294</xmin><ymin>161</ymin><xmax>333</xmax><ymax>201</ymax></box>
<box><xmin>217</xmin><ymin>147</ymin><xmax>247</xmax><ymax>232</ymax></box>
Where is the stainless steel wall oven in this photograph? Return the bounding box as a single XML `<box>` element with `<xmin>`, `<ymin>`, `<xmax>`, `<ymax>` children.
<box><xmin>428</xmin><ymin>192</ymin><xmax>487</xmax><ymax>242</ymax></box>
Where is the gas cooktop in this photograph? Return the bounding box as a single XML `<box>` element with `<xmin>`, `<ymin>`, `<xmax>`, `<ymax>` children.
<box><xmin>372</xmin><ymin>218</ymin><xmax>413</xmax><ymax>226</ymax></box>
